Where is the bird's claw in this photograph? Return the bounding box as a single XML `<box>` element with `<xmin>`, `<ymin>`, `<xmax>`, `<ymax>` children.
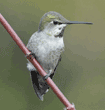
<box><xmin>25</xmin><ymin>52</ymin><xmax>35</xmax><ymax>59</ymax></box>
<box><xmin>43</xmin><ymin>70</ymin><xmax>52</xmax><ymax>80</ymax></box>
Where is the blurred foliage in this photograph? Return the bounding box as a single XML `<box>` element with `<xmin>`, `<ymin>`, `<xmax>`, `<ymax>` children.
<box><xmin>0</xmin><ymin>0</ymin><xmax>105</xmax><ymax>110</ymax></box>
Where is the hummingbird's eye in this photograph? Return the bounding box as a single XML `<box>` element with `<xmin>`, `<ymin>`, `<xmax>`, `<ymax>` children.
<box><xmin>53</xmin><ymin>21</ymin><xmax>62</xmax><ymax>25</ymax></box>
<box><xmin>53</xmin><ymin>21</ymin><xmax>58</xmax><ymax>25</ymax></box>
<box><xmin>58</xmin><ymin>22</ymin><xmax>62</xmax><ymax>25</ymax></box>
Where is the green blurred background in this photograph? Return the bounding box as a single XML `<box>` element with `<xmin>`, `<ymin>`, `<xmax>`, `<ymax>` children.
<box><xmin>0</xmin><ymin>0</ymin><xmax>105</xmax><ymax>110</ymax></box>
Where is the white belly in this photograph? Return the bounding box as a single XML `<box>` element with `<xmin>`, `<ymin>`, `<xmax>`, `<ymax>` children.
<box><xmin>27</xmin><ymin>32</ymin><xmax>64</xmax><ymax>73</ymax></box>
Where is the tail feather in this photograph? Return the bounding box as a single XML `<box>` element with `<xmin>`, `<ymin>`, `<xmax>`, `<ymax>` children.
<box><xmin>30</xmin><ymin>71</ymin><xmax>49</xmax><ymax>101</ymax></box>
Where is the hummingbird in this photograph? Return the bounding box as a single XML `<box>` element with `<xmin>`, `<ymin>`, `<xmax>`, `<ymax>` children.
<box><xmin>26</xmin><ymin>11</ymin><xmax>92</xmax><ymax>101</ymax></box>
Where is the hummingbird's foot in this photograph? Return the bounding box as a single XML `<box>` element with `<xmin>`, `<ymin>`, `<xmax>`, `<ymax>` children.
<box><xmin>25</xmin><ymin>52</ymin><xmax>37</xmax><ymax>59</ymax></box>
<box><xmin>43</xmin><ymin>70</ymin><xmax>53</xmax><ymax>80</ymax></box>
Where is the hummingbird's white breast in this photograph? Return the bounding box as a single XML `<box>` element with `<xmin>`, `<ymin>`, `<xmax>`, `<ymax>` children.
<box><xmin>27</xmin><ymin>31</ymin><xmax>64</xmax><ymax>73</ymax></box>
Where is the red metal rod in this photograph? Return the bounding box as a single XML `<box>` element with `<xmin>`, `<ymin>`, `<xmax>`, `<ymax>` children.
<box><xmin>0</xmin><ymin>13</ymin><xmax>75</xmax><ymax>110</ymax></box>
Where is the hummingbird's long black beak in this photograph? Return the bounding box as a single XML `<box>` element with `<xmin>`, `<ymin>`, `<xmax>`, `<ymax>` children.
<box><xmin>65</xmin><ymin>21</ymin><xmax>93</xmax><ymax>25</ymax></box>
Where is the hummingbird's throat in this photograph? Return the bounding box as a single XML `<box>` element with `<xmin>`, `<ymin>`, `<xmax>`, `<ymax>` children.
<box><xmin>45</xmin><ymin>27</ymin><xmax>65</xmax><ymax>38</ymax></box>
<box><xmin>55</xmin><ymin>27</ymin><xmax>65</xmax><ymax>38</ymax></box>
<box><xmin>44</xmin><ymin>23</ymin><xmax>66</xmax><ymax>38</ymax></box>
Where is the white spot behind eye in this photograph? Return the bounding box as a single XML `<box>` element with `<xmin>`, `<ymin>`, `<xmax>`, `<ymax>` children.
<box><xmin>50</xmin><ymin>21</ymin><xmax>53</xmax><ymax>24</ymax></box>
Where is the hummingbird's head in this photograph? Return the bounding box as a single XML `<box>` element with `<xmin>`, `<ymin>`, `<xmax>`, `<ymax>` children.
<box><xmin>38</xmin><ymin>11</ymin><xmax>93</xmax><ymax>37</ymax></box>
